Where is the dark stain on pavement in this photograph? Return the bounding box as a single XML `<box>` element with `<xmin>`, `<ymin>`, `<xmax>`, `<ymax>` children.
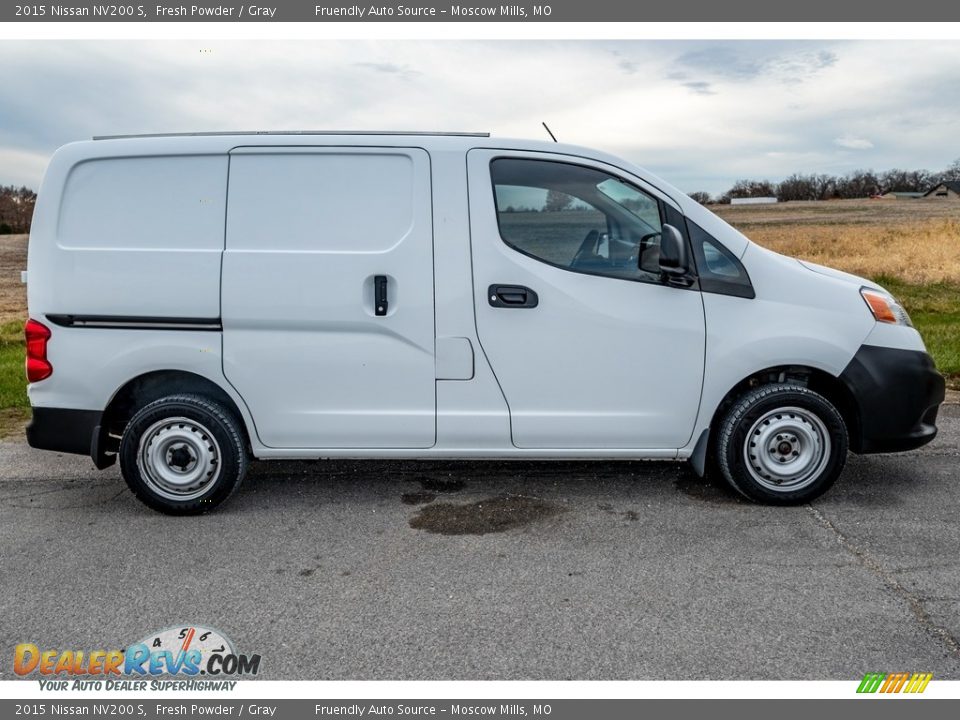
<box><xmin>418</xmin><ymin>477</ymin><xmax>465</xmax><ymax>493</ymax></box>
<box><xmin>409</xmin><ymin>495</ymin><xmax>563</xmax><ymax>535</ymax></box>
<box><xmin>401</xmin><ymin>491</ymin><xmax>437</xmax><ymax>505</ymax></box>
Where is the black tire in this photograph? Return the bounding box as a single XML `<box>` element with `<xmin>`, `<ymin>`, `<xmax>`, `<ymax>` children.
<box><xmin>119</xmin><ymin>394</ymin><xmax>248</xmax><ymax>515</ymax></box>
<box><xmin>715</xmin><ymin>384</ymin><xmax>848</xmax><ymax>505</ymax></box>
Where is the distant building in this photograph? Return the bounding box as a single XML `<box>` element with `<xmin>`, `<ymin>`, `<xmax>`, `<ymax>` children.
<box><xmin>730</xmin><ymin>197</ymin><xmax>778</xmax><ymax>205</ymax></box>
<box><xmin>923</xmin><ymin>181</ymin><xmax>960</xmax><ymax>199</ymax></box>
<box><xmin>879</xmin><ymin>191</ymin><xmax>925</xmax><ymax>200</ymax></box>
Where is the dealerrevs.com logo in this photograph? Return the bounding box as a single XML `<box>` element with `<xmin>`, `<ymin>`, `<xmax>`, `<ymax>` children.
<box><xmin>14</xmin><ymin>625</ymin><xmax>261</xmax><ymax>690</ymax></box>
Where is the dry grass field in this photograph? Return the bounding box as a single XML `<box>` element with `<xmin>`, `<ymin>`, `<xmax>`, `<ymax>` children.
<box><xmin>0</xmin><ymin>234</ymin><xmax>27</xmax><ymax>324</ymax></box>
<box><xmin>0</xmin><ymin>199</ymin><xmax>956</xmax><ymax>437</ymax></box>
<box><xmin>0</xmin><ymin>234</ymin><xmax>29</xmax><ymax>434</ymax></box>
<box><xmin>713</xmin><ymin>198</ymin><xmax>960</xmax><ymax>284</ymax></box>
<box><xmin>0</xmin><ymin>235</ymin><xmax>29</xmax><ymax>434</ymax></box>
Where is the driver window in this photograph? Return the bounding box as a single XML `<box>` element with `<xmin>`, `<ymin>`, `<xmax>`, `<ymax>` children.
<box><xmin>491</xmin><ymin>158</ymin><xmax>663</xmax><ymax>282</ymax></box>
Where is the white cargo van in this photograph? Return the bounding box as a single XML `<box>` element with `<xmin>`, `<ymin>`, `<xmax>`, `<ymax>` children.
<box><xmin>25</xmin><ymin>132</ymin><xmax>945</xmax><ymax>514</ymax></box>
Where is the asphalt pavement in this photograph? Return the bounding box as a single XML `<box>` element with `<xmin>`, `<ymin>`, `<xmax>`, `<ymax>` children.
<box><xmin>1</xmin><ymin>405</ymin><xmax>958</xmax><ymax>680</ymax></box>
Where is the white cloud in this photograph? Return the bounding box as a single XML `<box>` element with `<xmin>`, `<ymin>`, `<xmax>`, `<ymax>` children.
<box><xmin>0</xmin><ymin>40</ymin><xmax>958</xmax><ymax>195</ymax></box>
<box><xmin>0</xmin><ymin>146</ymin><xmax>50</xmax><ymax>189</ymax></box>
<box><xmin>834</xmin><ymin>135</ymin><xmax>875</xmax><ymax>150</ymax></box>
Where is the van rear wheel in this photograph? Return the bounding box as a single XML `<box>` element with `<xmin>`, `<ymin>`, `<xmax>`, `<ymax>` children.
<box><xmin>119</xmin><ymin>394</ymin><xmax>248</xmax><ymax>515</ymax></box>
<box><xmin>716</xmin><ymin>384</ymin><xmax>848</xmax><ymax>505</ymax></box>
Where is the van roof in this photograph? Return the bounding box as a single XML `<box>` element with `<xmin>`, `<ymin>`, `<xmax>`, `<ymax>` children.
<box><xmin>53</xmin><ymin>132</ymin><xmax>694</xmax><ymax>221</ymax></box>
<box><xmin>47</xmin><ymin>132</ymin><xmax>749</xmax><ymax>256</ymax></box>
<box><xmin>92</xmin><ymin>130</ymin><xmax>491</xmax><ymax>141</ymax></box>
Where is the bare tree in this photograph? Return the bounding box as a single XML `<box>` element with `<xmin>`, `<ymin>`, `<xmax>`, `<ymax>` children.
<box><xmin>721</xmin><ymin>157</ymin><xmax>959</xmax><ymax>202</ymax></box>
<box><xmin>940</xmin><ymin>158</ymin><xmax>960</xmax><ymax>182</ymax></box>
<box><xmin>879</xmin><ymin>169</ymin><xmax>932</xmax><ymax>193</ymax></box>
<box><xmin>812</xmin><ymin>174</ymin><xmax>836</xmax><ymax>200</ymax></box>
<box><xmin>725</xmin><ymin>179</ymin><xmax>776</xmax><ymax>200</ymax></box>
<box><xmin>544</xmin><ymin>189</ymin><xmax>574</xmax><ymax>212</ymax></box>
<box><xmin>777</xmin><ymin>174</ymin><xmax>817</xmax><ymax>202</ymax></box>
<box><xmin>0</xmin><ymin>185</ymin><xmax>37</xmax><ymax>234</ymax></box>
<box><xmin>834</xmin><ymin>170</ymin><xmax>881</xmax><ymax>199</ymax></box>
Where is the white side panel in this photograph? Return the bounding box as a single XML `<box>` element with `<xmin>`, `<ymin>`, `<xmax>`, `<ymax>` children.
<box><xmin>222</xmin><ymin>147</ymin><xmax>436</xmax><ymax>449</ymax></box>
<box><xmin>50</xmin><ymin>155</ymin><xmax>225</xmax><ymax>317</ymax></box>
<box><xmin>467</xmin><ymin>149</ymin><xmax>706</xmax><ymax>450</ymax></box>
<box><xmin>428</xmin><ymin>147</ymin><xmax>514</xmax><ymax>451</ymax></box>
<box><xmin>686</xmin><ymin>245</ymin><xmax>877</xmax><ymax>449</ymax></box>
<box><xmin>27</xmin><ymin>328</ymin><xmax>231</xmax><ymax>411</ymax></box>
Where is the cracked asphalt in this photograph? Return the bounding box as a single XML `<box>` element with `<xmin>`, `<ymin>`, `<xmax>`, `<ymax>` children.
<box><xmin>1</xmin><ymin>404</ymin><xmax>958</xmax><ymax>680</ymax></box>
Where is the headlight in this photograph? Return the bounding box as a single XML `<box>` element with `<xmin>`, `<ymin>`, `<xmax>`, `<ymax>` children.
<box><xmin>860</xmin><ymin>288</ymin><xmax>913</xmax><ymax>327</ymax></box>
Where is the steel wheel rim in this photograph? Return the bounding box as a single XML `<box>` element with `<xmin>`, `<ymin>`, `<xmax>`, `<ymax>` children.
<box><xmin>743</xmin><ymin>406</ymin><xmax>831</xmax><ymax>492</ymax></box>
<box><xmin>137</xmin><ymin>416</ymin><xmax>221</xmax><ymax>501</ymax></box>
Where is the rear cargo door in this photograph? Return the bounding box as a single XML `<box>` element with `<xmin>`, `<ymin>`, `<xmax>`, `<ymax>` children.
<box><xmin>222</xmin><ymin>147</ymin><xmax>436</xmax><ymax>448</ymax></box>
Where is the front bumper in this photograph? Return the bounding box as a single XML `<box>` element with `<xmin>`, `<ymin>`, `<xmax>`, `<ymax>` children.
<box><xmin>840</xmin><ymin>345</ymin><xmax>945</xmax><ymax>453</ymax></box>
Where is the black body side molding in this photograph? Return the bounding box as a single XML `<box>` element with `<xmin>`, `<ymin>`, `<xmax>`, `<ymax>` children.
<box><xmin>46</xmin><ymin>315</ymin><xmax>222</xmax><ymax>331</ymax></box>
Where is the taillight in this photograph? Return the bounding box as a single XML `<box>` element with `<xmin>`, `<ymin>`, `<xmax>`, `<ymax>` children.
<box><xmin>25</xmin><ymin>319</ymin><xmax>52</xmax><ymax>383</ymax></box>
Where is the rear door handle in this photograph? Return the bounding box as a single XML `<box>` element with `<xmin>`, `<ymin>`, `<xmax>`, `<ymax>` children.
<box><xmin>375</xmin><ymin>275</ymin><xmax>388</xmax><ymax>316</ymax></box>
<box><xmin>488</xmin><ymin>284</ymin><xmax>538</xmax><ymax>308</ymax></box>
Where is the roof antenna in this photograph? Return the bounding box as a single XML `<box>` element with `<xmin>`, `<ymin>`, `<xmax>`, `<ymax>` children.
<box><xmin>542</xmin><ymin>122</ymin><xmax>558</xmax><ymax>143</ymax></box>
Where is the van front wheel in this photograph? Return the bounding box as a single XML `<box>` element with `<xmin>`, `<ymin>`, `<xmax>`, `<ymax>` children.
<box><xmin>119</xmin><ymin>394</ymin><xmax>248</xmax><ymax>515</ymax></box>
<box><xmin>716</xmin><ymin>385</ymin><xmax>848</xmax><ymax>505</ymax></box>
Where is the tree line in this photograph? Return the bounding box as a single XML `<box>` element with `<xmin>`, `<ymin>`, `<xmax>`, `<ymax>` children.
<box><xmin>0</xmin><ymin>186</ymin><xmax>37</xmax><ymax>234</ymax></box>
<box><xmin>4</xmin><ymin>156</ymin><xmax>960</xmax><ymax>233</ymax></box>
<box><xmin>690</xmin><ymin>158</ymin><xmax>960</xmax><ymax>204</ymax></box>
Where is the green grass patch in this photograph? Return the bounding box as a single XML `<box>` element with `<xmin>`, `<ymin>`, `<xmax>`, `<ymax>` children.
<box><xmin>911</xmin><ymin>312</ymin><xmax>960</xmax><ymax>383</ymax></box>
<box><xmin>0</xmin><ymin>320</ymin><xmax>28</xmax><ymax>437</ymax></box>
<box><xmin>0</xmin><ymin>320</ymin><xmax>27</xmax><ymax>411</ymax></box>
<box><xmin>873</xmin><ymin>277</ymin><xmax>960</xmax><ymax>386</ymax></box>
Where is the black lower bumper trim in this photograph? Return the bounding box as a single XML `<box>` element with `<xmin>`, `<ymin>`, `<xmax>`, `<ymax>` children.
<box><xmin>840</xmin><ymin>345</ymin><xmax>945</xmax><ymax>453</ymax></box>
<box><xmin>26</xmin><ymin>407</ymin><xmax>103</xmax><ymax>457</ymax></box>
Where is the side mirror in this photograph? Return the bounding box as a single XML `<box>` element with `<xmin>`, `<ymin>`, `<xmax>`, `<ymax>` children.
<box><xmin>658</xmin><ymin>223</ymin><xmax>692</xmax><ymax>286</ymax></box>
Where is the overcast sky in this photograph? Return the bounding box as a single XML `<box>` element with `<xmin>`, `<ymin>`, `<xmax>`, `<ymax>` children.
<box><xmin>1</xmin><ymin>40</ymin><xmax>959</xmax><ymax>195</ymax></box>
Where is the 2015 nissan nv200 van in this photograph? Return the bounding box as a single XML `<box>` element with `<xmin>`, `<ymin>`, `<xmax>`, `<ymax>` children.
<box><xmin>24</xmin><ymin>132</ymin><xmax>946</xmax><ymax>514</ymax></box>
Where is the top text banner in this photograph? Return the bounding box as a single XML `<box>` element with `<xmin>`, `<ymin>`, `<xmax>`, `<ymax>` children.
<box><xmin>6</xmin><ymin>0</ymin><xmax>960</xmax><ymax>22</ymax></box>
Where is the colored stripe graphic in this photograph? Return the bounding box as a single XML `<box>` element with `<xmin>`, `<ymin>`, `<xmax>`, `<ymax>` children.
<box><xmin>856</xmin><ymin>673</ymin><xmax>885</xmax><ymax>693</ymax></box>
<box><xmin>857</xmin><ymin>672</ymin><xmax>932</xmax><ymax>694</ymax></box>
<box><xmin>909</xmin><ymin>673</ymin><xmax>933</xmax><ymax>693</ymax></box>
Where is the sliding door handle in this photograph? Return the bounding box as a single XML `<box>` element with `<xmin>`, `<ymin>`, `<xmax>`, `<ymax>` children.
<box><xmin>488</xmin><ymin>284</ymin><xmax>538</xmax><ymax>308</ymax></box>
<box><xmin>375</xmin><ymin>275</ymin><xmax>388</xmax><ymax>316</ymax></box>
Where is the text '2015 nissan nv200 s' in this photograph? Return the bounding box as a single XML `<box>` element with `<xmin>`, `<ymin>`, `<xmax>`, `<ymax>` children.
<box><xmin>24</xmin><ymin>132</ymin><xmax>946</xmax><ymax>514</ymax></box>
